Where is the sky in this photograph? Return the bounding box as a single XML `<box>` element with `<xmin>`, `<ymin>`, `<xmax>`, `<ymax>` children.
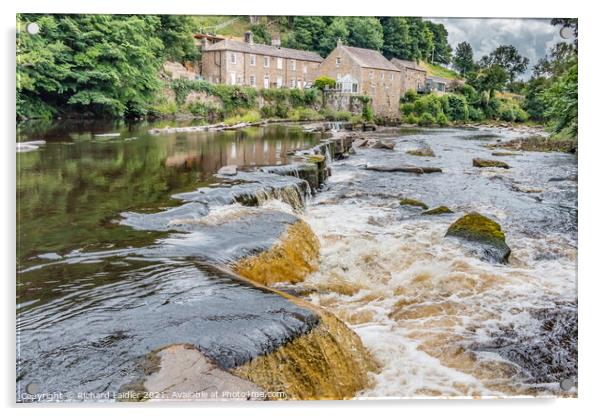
<box><xmin>427</xmin><ymin>17</ymin><xmax>572</xmax><ymax>78</ymax></box>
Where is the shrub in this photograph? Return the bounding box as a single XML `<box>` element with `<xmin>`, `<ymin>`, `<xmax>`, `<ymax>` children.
<box><xmin>289</xmin><ymin>107</ymin><xmax>324</xmax><ymax>121</ymax></box>
<box><xmin>404</xmin><ymin>113</ymin><xmax>419</xmax><ymax>124</ymax></box>
<box><xmin>514</xmin><ymin>107</ymin><xmax>529</xmax><ymax>122</ymax></box>
<box><xmin>468</xmin><ymin>106</ymin><xmax>485</xmax><ymax>121</ymax></box>
<box><xmin>321</xmin><ymin>108</ymin><xmax>352</xmax><ymax>121</ymax></box>
<box><xmin>289</xmin><ymin>88</ymin><xmax>319</xmax><ymax>107</ymax></box>
<box><xmin>349</xmin><ymin>114</ymin><xmax>364</xmax><ymax>125</ymax></box>
<box><xmin>445</xmin><ymin>94</ymin><xmax>469</xmax><ymax>121</ymax></box>
<box><xmin>403</xmin><ymin>89</ymin><xmax>418</xmax><ymax>103</ymax></box>
<box><xmin>223</xmin><ymin>109</ymin><xmax>261</xmax><ymax>126</ymax></box>
<box><xmin>187</xmin><ymin>102</ymin><xmax>223</xmax><ymax>121</ymax></box>
<box><xmin>274</xmin><ymin>102</ymin><xmax>289</xmax><ymax>118</ymax></box>
<box><xmin>418</xmin><ymin>112</ymin><xmax>436</xmax><ymax>126</ymax></box>
<box><xmin>260</xmin><ymin>106</ymin><xmax>275</xmax><ymax>118</ymax></box>
<box><xmin>436</xmin><ymin>112</ymin><xmax>449</xmax><ymax>126</ymax></box>
<box><xmin>500</xmin><ymin>107</ymin><xmax>516</xmax><ymax>122</ymax></box>
<box><xmin>314</xmin><ymin>76</ymin><xmax>336</xmax><ymax>91</ymax></box>
<box><xmin>414</xmin><ymin>94</ymin><xmax>443</xmax><ymax>117</ymax></box>
<box><xmin>401</xmin><ymin>103</ymin><xmax>415</xmax><ymax>116</ymax></box>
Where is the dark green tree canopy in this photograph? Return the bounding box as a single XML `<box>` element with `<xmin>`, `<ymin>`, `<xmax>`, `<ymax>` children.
<box><xmin>478</xmin><ymin>45</ymin><xmax>529</xmax><ymax>82</ymax></box>
<box><xmin>452</xmin><ymin>41</ymin><xmax>475</xmax><ymax>76</ymax></box>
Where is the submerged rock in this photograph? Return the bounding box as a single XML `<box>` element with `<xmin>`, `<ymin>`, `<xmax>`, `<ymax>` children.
<box><xmin>491</xmin><ymin>151</ymin><xmax>521</xmax><ymax>157</ymax></box>
<box><xmin>366</xmin><ymin>138</ymin><xmax>395</xmax><ymax>150</ymax></box>
<box><xmin>473</xmin><ymin>158</ymin><xmax>510</xmax><ymax>169</ymax></box>
<box><xmin>217</xmin><ymin>165</ymin><xmax>237</xmax><ymax>176</ymax></box>
<box><xmin>365</xmin><ymin>164</ymin><xmax>442</xmax><ymax>174</ymax></box>
<box><xmin>490</xmin><ymin>136</ymin><xmax>577</xmax><ymax>154</ymax></box>
<box><xmin>445</xmin><ymin>212</ymin><xmax>511</xmax><ymax>263</ymax></box>
<box><xmin>406</xmin><ymin>147</ymin><xmax>435</xmax><ymax>157</ymax></box>
<box><xmin>399</xmin><ymin>198</ymin><xmax>428</xmax><ymax>209</ymax></box>
<box><xmin>422</xmin><ymin>206</ymin><xmax>453</xmax><ymax>215</ymax></box>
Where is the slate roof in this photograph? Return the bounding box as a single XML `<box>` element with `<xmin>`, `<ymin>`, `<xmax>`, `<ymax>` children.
<box><xmin>391</xmin><ymin>58</ymin><xmax>427</xmax><ymax>72</ymax></box>
<box><xmin>204</xmin><ymin>39</ymin><xmax>324</xmax><ymax>63</ymax></box>
<box><xmin>340</xmin><ymin>46</ymin><xmax>400</xmax><ymax>71</ymax></box>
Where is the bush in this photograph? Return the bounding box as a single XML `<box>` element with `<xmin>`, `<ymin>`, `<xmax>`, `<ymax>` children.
<box><xmin>274</xmin><ymin>102</ymin><xmax>289</xmax><ymax>118</ymax></box>
<box><xmin>349</xmin><ymin>114</ymin><xmax>364</xmax><ymax>125</ymax></box>
<box><xmin>404</xmin><ymin>113</ymin><xmax>419</xmax><ymax>124</ymax></box>
<box><xmin>403</xmin><ymin>89</ymin><xmax>418</xmax><ymax>103</ymax></box>
<box><xmin>468</xmin><ymin>106</ymin><xmax>485</xmax><ymax>121</ymax></box>
<box><xmin>414</xmin><ymin>94</ymin><xmax>443</xmax><ymax>117</ymax></box>
<box><xmin>321</xmin><ymin>108</ymin><xmax>352</xmax><ymax>121</ymax></box>
<box><xmin>500</xmin><ymin>107</ymin><xmax>516</xmax><ymax>122</ymax></box>
<box><xmin>418</xmin><ymin>112</ymin><xmax>436</xmax><ymax>126</ymax></box>
<box><xmin>401</xmin><ymin>103</ymin><xmax>415</xmax><ymax>116</ymax></box>
<box><xmin>314</xmin><ymin>76</ymin><xmax>336</xmax><ymax>91</ymax></box>
<box><xmin>187</xmin><ymin>102</ymin><xmax>223</xmax><ymax>121</ymax></box>
<box><xmin>223</xmin><ymin>109</ymin><xmax>261</xmax><ymax>126</ymax></box>
<box><xmin>436</xmin><ymin>112</ymin><xmax>449</xmax><ymax>126</ymax></box>
<box><xmin>289</xmin><ymin>107</ymin><xmax>324</xmax><ymax>121</ymax></box>
<box><xmin>514</xmin><ymin>107</ymin><xmax>529</xmax><ymax>122</ymax></box>
<box><xmin>445</xmin><ymin>94</ymin><xmax>469</xmax><ymax>121</ymax></box>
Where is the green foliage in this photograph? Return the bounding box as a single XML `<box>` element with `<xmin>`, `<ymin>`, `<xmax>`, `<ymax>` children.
<box><xmin>542</xmin><ymin>62</ymin><xmax>577</xmax><ymax>137</ymax></box>
<box><xmin>157</xmin><ymin>15</ymin><xmax>200</xmax><ymax>62</ymax></box>
<box><xmin>452</xmin><ymin>41</ymin><xmax>475</xmax><ymax>76</ymax></box>
<box><xmin>223</xmin><ymin>109</ymin><xmax>261</xmax><ymax>126</ymax></box>
<box><xmin>381</xmin><ymin>17</ymin><xmax>411</xmax><ymax>60</ymax></box>
<box><xmin>171</xmin><ymin>79</ymin><xmax>257</xmax><ymax>116</ymax></box>
<box><xmin>187</xmin><ymin>101</ymin><xmax>223</xmax><ymax>122</ymax></box>
<box><xmin>321</xmin><ymin>108</ymin><xmax>352</xmax><ymax>121</ymax></box>
<box><xmin>401</xmin><ymin>103</ymin><xmax>415</xmax><ymax>116</ymax></box>
<box><xmin>318</xmin><ymin>17</ymin><xmax>349</xmax><ymax>57</ymax></box>
<box><xmin>250</xmin><ymin>23</ymin><xmax>272</xmax><ymax>45</ymax></box>
<box><xmin>289</xmin><ymin>107</ymin><xmax>324</xmax><ymax>121</ymax></box>
<box><xmin>444</xmin><ymin>94</ymin><xmax>469</xmax><ymax>121</ymax></box>
<box><xmin>436</xmin><ymin>112</ymin><xmax>449</xmax><ymax>126</ymax></box>
<box><xmin>402</xmin><ymin>89</ymin><xmax>418</xmax><ymax>103</ymax></box>
<box><xmin>418</xmin><ymin>112</ymin><xmax>436</xmax><ymax>126</ymax></box>
<box><xmin>314</xmin><ymin>76</ymin><xmax>336</xmax><ymax>91</ymax></box>
<box><xmin>478</xmin><ymin>45</ymin><xmax>528</xmax><ymax>83</ymax></box>
<box><xmin>16</xmin><ymin>14</ymin><xmax>198</xmax><ymax>119</ymax></box>
<box><xmin>282</xmin><ymin>16</ymin><xmax>326</xmax><ymax>52</ymax></box>
<box><xmin>468</xmin><ymin>106</ymin><xmax>485</xmax><ymax>121</ymax></box>
<box><xmin>414</xmin><ymin>94</ymin><xmax>443</xmax><ymax>117</ymax></box>
<box><xmin>425</xmin><ymin>21</ymin><xmax>452</xmax><ymax>64</ymax></box>
<box><xmin>404</xmin><ymin>113</ymin><xmax>419</xmax><ymax>124</ymax></box>
<box><xmin>345</xmin><ymin>17</ymin><xmax>384</xmax><ymax>51</ymax></box>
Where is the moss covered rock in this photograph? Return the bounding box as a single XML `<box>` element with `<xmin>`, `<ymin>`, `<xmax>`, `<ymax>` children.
<box><xmin>399</xmin><ymin>198</ymin><xmax>428</xmax><ymax>209</ymax></box>
<box><xmin>407</xmin><ymin>147</ymin><xmax>435</xmax><ymax>157</ymax></box>
<box><xmin>473</xmin><ymin>158</ymin><xmax>510</xmax><ymax>169</ymax></box>
<box><xmin>445</xmin><ymin>212</ymin><xmax>511</xmax><ymax>263</ymax></box>
<box><xmin>422</xmin><ymin>206</ymin><xmax>453</xmax><ymax>215</ymax></box>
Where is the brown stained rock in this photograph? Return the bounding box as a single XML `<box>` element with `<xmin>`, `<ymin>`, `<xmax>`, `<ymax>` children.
<box><xmin>143</xmin><ymin>344</ymin><xmax>265</xmax><ymax>401</ymax></box>
<box><xmin>473</xmin><ymin>158</ymin><xmax>510</xmax><ymax>169</ymax></box>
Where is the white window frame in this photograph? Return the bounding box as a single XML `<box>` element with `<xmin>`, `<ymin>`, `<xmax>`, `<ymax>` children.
<box><xmin>291</xmin><ymin>59</ymin><xmax>296</xmax><ymax>71</ymax></box>
<box><xmin>277</xmin><ymin>58</ymin><xmax>283</xmax><ymax>69</ymax></box>
<box><xmin>230</xmin><ymin>53</ymin><xmax>236</xmax><ymax>64</ymax></box>
<box><xmin>230</xmin><ymin>72</ymin><xmax>236</xmax><ymax>85</ymax></box>
<box><xmin>303</xmin><ymin>65</ymin><xmax>307</xmax><ymax>74</ymax></box>
<box><xmin>264</xmin><ymin>56</ymin><xmax>270</xmax><ymax>68</ymax></box>
<box><xmin>276</xmin><ymin>76</ymin><xmax>283</xmax><ymax>88</ymax></box>
<box><xmin>369</xmin><ymin>70</ymin><xmax>374</xmax><ymax>79</ymax></box>
<box><xmin>264</xmin><ymin>75</ymin><xmax>269</xmax><ymax>88</ymax></box>
<box><xmin>249</xmin><ymin>54</ymin><xmax>256</xmax><ymax>66</ymax></box>
<box><xmin>249</xmin><ymin>75</ymin><xmax>256</xmax><ymax>87</ymax></box>
<box><xmin>336</xmin><ymin>57</ymin><xmax>341</xmax><ymax>67</ymax></box>
<box><xmin>290</xmin><ymin>79</ymin><xmax>295</xmax><ymax>88</ymax></box>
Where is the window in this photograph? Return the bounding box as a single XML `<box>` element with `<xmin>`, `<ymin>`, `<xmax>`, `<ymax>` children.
<box><xmin>230</xmin><ymin>53</ymin><xmax>236</xmax><ymax>64</ymax></box>
<box><xmin>264</xmin><ymin>75</ymin><xmax>269</xmax><ymax>88</ymax></box>
<box><xmin>291</xmin><ymin>60</ymin><xmax>296</xmax><ymax>71</ymax></box>
<box><xmin>264</xmin><ymin>56</ymin><xmax>270</xmax><ymax>68</ymax></box>
<box><xmin>381</xmin><ymin>72</ymin><xmax>384</xmax><ymax>80</ymax></box>
<box><xmin>369</xmin><ymin>70</ymin><xmax>374</xmax><ymax>79</ymax></box>
<box><xmin>250</xmin><ymin>54</ymin><xmax>256</xmax><ymax>66</ymax></box>
<box><xmin>303</xmin><ymin>65</ymin><xmax>307</xmax><ymax>74</ymax></box>
<box><xmin>352</xmin><ymin>83</ymin><xmax>358</xmax><ymax>93</ymax></box>
<box><xmin>249</xmin><ymin>75</ymin><xmax>256</xmax><ymax>87</ymax></box>
<box><xmin>230</xmin><ymin>72</ymin><xmax>236</xmax><ymax>85</ymax></box>
<box><xmin>290</xmin><ymin>79</ymin><xmax>295</xmax><ymax>88</ymax></box>
<box><xmin>390</xmin><ymin>73</ymin><xmax>394</xmax><ymax>81</ymax></box>
<box><xmin>336</xmin><ymin>57</ymin><xmax>341</xmax><ymax>67</ymax></box>
<box><xmin>297</xmin><ymin>78</ymin><xmax>302</xmax><ymax>88</ymax></box>
<box><xmin>276</xmin><ymin>76</ymin><xmax>283</xmax><ymax>88</ymax></box>
<box><xmin>277</xmin><ymin>58</ymin><xmax>283</xmax><ymax>69</ymax></box>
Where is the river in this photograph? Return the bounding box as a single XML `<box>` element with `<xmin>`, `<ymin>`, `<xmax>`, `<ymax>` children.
<box><xmin>16</xmin><ymin>120</ymin><xmax>577</xmax><ymax>400</ymax></box>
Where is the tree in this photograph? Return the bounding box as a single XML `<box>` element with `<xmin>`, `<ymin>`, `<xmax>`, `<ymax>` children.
<box><xmin>317</xmin><ymin>17</ymin><xmax>349</xmax><ymax>57</ymax></box>
<box><xmin>17</xmin><ymin>14</ymin><xmax>165</xmax><ymax>119</ymax></box>
<box><xmin>250</xmin><ymin>23</ymin><xmax>272</xmax><ymax>45</ymax></box>
<box><xmin>452</xmin><ymin>41</ymin><xmax>475</xmax><ymax>76</ymax></box>
<box><xmin>533</xmin><ymin>42</ymin><xmax>576</xmax><ymax>78</ymax></box>
<box><xmin>346</xmin><ymin>17</ymin><xmax>384</xmax><ymax>51</ymax></box>
<box><xmin>157</xmin><ymin>15</ymin><xmax>199</xmax><ymax>62</ymax></box>
<box><xmin>479</xmin><ymin>45</ymin><xmax>529</xmax><ymax>83</ymax></box>
<box><xmin>314</xmin><ymin>76</ymin><xmax>336</xmax><ymax>91</ymax></box>
<box><xmin>425</xmin><ymin>21</ymin><xmax>452</xmax><ymax>64</ymax></box>
<box><xmin>418</xmin><ymin>25</ymin><xmax>434</xmax><ymax>62</ymax></box>
<box><xmin>380</xmin><ymin>17</ymin><xmax>411</xmax><ymax>60</ymax></box>
<box><xmin>282</xmin><ymin>16</ymin><xmax>326</xmax><ymax>51</ymax></box>
<box><xmin>542</xmin><ymin>62</ymin><xmax>577</xmax><ymax>137</ymax></box>
<box><xmin>472</xmin><ymin>64</ymin><xmax>508</xmax><ymax>100</ymax></box>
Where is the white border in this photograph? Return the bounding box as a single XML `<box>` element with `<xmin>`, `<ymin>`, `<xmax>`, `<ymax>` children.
<box><xmin>2</xmin><ymin>1</ymin><xmax>599</xmax><ymax>415</ymax></box>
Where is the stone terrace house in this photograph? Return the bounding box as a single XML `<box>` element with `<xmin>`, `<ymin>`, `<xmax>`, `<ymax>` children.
<box><xmin>318</xmin><ymin>41</ymin><xmax>402</xmax><ymax>117</ymax></box>
<box><xmin>390</xmin><ymin>58</ymin><xmax>427</xmax><ymax>94</ymax></box>
<box><xmin>201</xmin><ymin>32</ymin><xmax>323</xmax><ymax>89</ymax></box>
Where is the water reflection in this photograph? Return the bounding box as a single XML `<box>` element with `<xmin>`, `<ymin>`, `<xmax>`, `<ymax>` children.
<box><xmin>16</xmin><ymin>121</ymin><xmax>319</xmax><ymax>269</ymax></box>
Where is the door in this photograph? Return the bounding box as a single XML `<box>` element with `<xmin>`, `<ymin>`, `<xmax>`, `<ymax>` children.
<box><xmin>264</xmin><ymin>76</ymin><xmax>269</xmax><ymax>89</ymax></box>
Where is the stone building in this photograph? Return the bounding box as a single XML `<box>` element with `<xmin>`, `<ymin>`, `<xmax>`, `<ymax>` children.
<box><xmin>318</xmin><ymin>41</ymin><xmax>402</xmax><ymax>117</ymax></box>
<box><xmin>390</xmin><ymin>58</ymin><xmax>427</xmax><ymax>94</ymax></box>
<box><xmin>200</xmin><ymin>32</ymin><xmax>323</xmax><ymax>89</ymax></box>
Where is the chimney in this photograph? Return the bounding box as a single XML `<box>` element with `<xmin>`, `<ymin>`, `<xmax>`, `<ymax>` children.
<box><xmin>272</xmin><ymin>36</ymin><xmax>281</xmax><ymax>48</ymax></box>
<box><xmin>244</xmin><ymin>31</ymin><xmax>254</xmax><ymax>45</ymax></box>
<box><xmin>336</xmin><ymin>38</ymin><xmax>343</xmax><ymax>47</ymax></box>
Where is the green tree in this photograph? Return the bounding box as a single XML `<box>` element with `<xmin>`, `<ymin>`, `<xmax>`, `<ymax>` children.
<box><xmin>251</xmin><ymin>23</ymin><xmax>272</xmax><ymax>45</ymax></box>
<box><xmin>479</xmin><ymin>45</ymin><xmax>529</xmax><ymax>83</ymax></box>
<box><xmin>346</xmin><ymin>17</ymin><xmax>384</xmax><ymax>51</ymax></box>
<box><xmin>282</xmin><ymin>16</ymin><xmax>326</xmax><ymax>51</ymax></box>
<box><xmin>471</xmin><ymin>64</ymin><xmax>508</xmax><ymax>101</ymax></box>
<box><xmin>317</xmin><ymin>17</ymin><xmax>349</xmax><ymax>57</ymax></box>
<box><xmin>542</xmin><ymin>62</ymin><xmax>577</xmax><ymax>137</ymax></box>
<box><xmin>452</xmin><ymin>41</ymin><xmax>475</xmax><ymax>76</ymax></box>
<box><xmin>157</xmin><ymin>15</ymin><xmax>199</xmax><ymax>62</ymax></box>
<box><xmin>380</xmin><ymin>17</ymin><xmax>411</xmax><ymax>59</ymax></box>
<box><xmin>425</xmin><ymin>21</ymin><xmax>452</xmax><ymax>64</ymax></box>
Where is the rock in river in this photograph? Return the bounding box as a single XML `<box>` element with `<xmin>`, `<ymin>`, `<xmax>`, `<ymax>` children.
<box><xmin>445</xmin><ymin>212</ymin><xmax>511</xmax><ymax>263</ymax></box>
<box><xmin>422</xmin><ymin>206</ymin><xmax>453</xmax><ymax>215</ymax></box>
<box><xmin>217</xmin><ymin>165</ymin><xmax>237</xmax><ymax>176</ymax></box>
<box><xmin>399</xmin><ymin>198</ymin><xmax>428</xmax><ymax>209</ymax></box>
<box><xmin>365</xmin><ymin>163</ymin><xmax>442</xmax><ymax>174</ymax></box>
<box><xmin>406</xmin><ymin>147</ymin><xmax>435</xmax><ymax>157</ymax></box>
<box><xmin>473</xmin><ymin>158</ymin><xmax>510</xmax><ymax>169</ymax></box>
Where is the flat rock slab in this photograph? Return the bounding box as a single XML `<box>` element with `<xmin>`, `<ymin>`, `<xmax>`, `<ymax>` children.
<box><xmin>473</xmin><ymin>158</ymin><xmax>510</xmax><ymax>169</ymax></box>
<box><xmin>365</xmin><ymin>164</ymin><xmax>442</xmax><ymax>174</ymax></box>
<box><xmin>217</xmin><ymin>165</ymin><xmax>237</xmax><ymax>176</ymax></box>
<box><xmin>144</xmin><ymin>344</ymin><xmax>265</xmax><ymax>401</ymax></box>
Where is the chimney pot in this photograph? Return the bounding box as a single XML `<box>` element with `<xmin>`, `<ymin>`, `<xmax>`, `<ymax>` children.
<box><xmin>272</xmin><ymin>36</ymin><xmax>281</xmax><ymax>48</ymax></box>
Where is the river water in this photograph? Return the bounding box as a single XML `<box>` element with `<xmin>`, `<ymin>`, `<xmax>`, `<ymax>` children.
<box><xmin>16</xmin><ymin>121</ymin><xmax>577</xmax><ymax>400</ymax></box>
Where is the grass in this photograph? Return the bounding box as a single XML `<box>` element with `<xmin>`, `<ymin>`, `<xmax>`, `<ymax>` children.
<box><xmin>420</xmin><ymin>61</ymin><xmax>461</xmax><ymax>80</ymax></box>
<box><xmin>223</xmin><ymin>110</ymin><xmax>261</xmax><ymax>126</ymax></box>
